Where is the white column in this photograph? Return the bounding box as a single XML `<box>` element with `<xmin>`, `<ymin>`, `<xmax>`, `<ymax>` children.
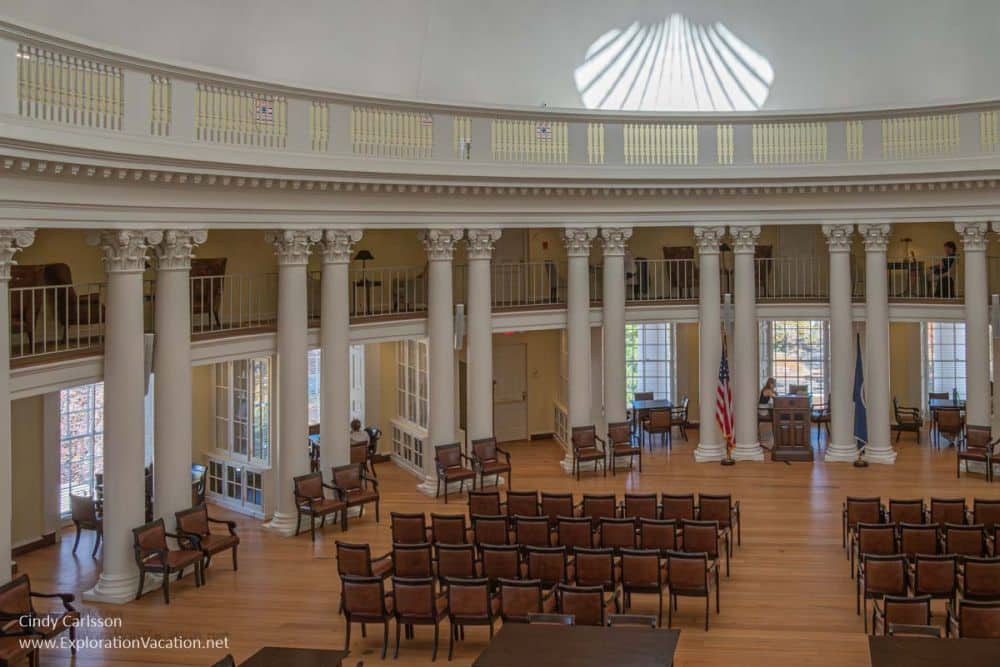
<box><xmin>318</xmin><ymin>229</ymin><xmax>362</xmax><ymax>473</ymax></box>
<box><xmin>600</xmin><ymin>228</ymin><xmax>632</xmax><ymax>426</ymax></box>
<box><xmin>858</xmin><ymin>223</ymin><xmax>896</xmax><ymax>464</ymax></box>
<box><xmin>823</xmin><ymin>224</ymin><xmax>859</xmax><ymax>461</ymax></box>
<box><xmin>957</xmin><ymin>222</ymin><xmax>990</xmax><ymax>425</ymax></box>
<box><xmin>264</xmin><ymin>230</ymin><xmax>320</xmax><ymax>535</ymax></box>
<box><xmin>694</xmin><ymin>226</ymin><xmax>726</xmax><ymax>462</ymax></box>
<box><xmin>991</xmin><ymin>222</ymin><xmax>1000</xmax><ymax>435</ymax></box>
<box><xmin>562</xmin><ymin>228</ymin><xmax>597</xmax><ymax>472</ymax></box>
<box><xmin>0</xmin><ymin>229</ymin><xmax>34</xmax><ymax>583</ymax></box>
<box><xmin>84</xmin><ymin>230</ymin><xmax>163</xmax><ymax>603</ymax></box>
<box><xmin>152</xmin><ymin>230</ymin><xmax>206</xmax><ymax>522</ymax></box>
<box><xmin>730</xmin><ymin>225</ymin><xmax>763</xmax><ymax>461</ymax></box>
<box><xmin>465</xmin><ymin>229</ymin><xmax>502</xmax><ymax>442</ymax></box>
<box><xmin>418</xmin><ymin>229</ymin><xmax>462</xmax><ymax>492</ymax></box>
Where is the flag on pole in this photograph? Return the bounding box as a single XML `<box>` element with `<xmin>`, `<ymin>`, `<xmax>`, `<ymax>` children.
<box><xmin>853</xmin><ymin>333</ymin><xmax>868</xmax><ymax>450</ymax></box>
<box><xmin>716</xmin><ymin>332</ymin><xmax>735</xmax><ymax>456</ymax></box>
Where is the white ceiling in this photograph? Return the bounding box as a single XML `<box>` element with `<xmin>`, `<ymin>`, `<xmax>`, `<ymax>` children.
<box><xmin>6</xmin><ymin>0</ymin><xmax>1000</xmax><ymax>111</ymax></box>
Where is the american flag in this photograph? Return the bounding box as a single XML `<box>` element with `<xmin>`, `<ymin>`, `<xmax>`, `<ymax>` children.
<box><xmin>716</xmin><ymin>332</ymin><xmax>735</xmax><ymax>455</ymax></box>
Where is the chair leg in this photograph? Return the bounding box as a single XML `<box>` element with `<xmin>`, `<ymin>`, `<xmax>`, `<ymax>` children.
<box><xmin>93</xmin><ymin>531</ymin><xmax>102</xmax><ymax>558</ymax></box>
<box><xmin>448</xmin><ymin>620</ymin><xmax>455</xmax><ymax>661</ymax></box>
<box><xmin>232</xmin><ymin>547</ymin><xmax>238</xmax><ymax>571</ymax></box>
<box><xmin>381</xmin><ymin>621</ymin><xmax>389</xmax><ymax>660</ymax></box>
<box><xmin>72</xmin><ymin>525</ymin><xmax>81</xmax><ymax>554</ymax></box>
<box><xmin>311</xmin><ymin>513</ymin><xmax>316</xmax><ymax>542</ymax></box>
<box><xmin>658</xmin><ymin>591</ymin><xmax>663</xmax><ymax>627</ymax></box>
<box><xmin>668</xmin><ymin>594</ymin><xmax>673</xmax><ymax>627</ymax></box>
<box><xmin>135</xmin><ymin>571</ymin><xmax>145</xmax><ymax>600</ymax></box>
<box><xmin>344</xmin><ymin>618</ymin><xmax>351</xmax><ymax>651</ymax></box>
<box><xmin>705</xmin><ymin>596</ymin><xmax>709</xmax><ymax>631</ymax></box>
<box><xmin>395</xmin><ymin>618</ymin><xmax>402</xmax><ymax>659</ymax></box>
<box><xmin>375</xmin><ymin>500</ymin><xmax>381</xmax><ymax>523</ymax></box>
<box><xmin>432</xmin><ymin>622</ymin><xmax>439</xmax><ymax>661</ymax></box>
<box><xmin>163</xmin><ymin>569</ymin><xmax>171</xmax><ymax>604</ymax></box>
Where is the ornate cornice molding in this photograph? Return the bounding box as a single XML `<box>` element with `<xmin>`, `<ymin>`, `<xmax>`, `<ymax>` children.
<box><xmin>86</xmin><ymin>230</ymin><xmax>162</xmax><ymax>273</ymax></box>
<box><xmin>419</xmin><ymin>229</ymin><xmax>463</xmax><ymax>261</ymax></box>
<box><xmin>821</xmin><ymin>224</ymin><xmax>855</xmax><ymax>251</ymax></box>
<box><xmin>599</xmin><ymin>228</ymin><xmax>632</xmax><ymax>256</ymax></box>
<box><xmin>955</xmin><ymin>222</ymin><xmax>988</xmax><ymax>251</ymax></box>
<box><xmin>265</xmin><ymin>230</ymin><xmax>321</xmax><ymax>266</ymax></box>
<box><xmin>154</xmin><ymin>230</ymin><xmax>208</xmax><ymax>271</ymax></box>
<box><xmin>693</xmin><ymin>226</ymin><xmax>726</xmax><ymax>254</ymax></box>
<box><xmin>317</xmin><ymin>229</ymin><xmax>363</xmax><ymax>264</ymax></box>
<box><xmin>0</xmin><ymin>228</ymin><xmax>35</xmax><ymax>280</ymax></box>
<box><xmin>563</xmin><ymin>228</ymin><xmax>598</xmax><ymax>257</ymax></box>
<box><xmin>465</xmin><ymin>229</ymin><xmax>502</xmax><ymax>260</ymax></box>
<box><xmin>857</xmin><ymin>223</ymin><xmax>891</xmax><ymax>252</ymax></box>
<box><xmin>729</xmin><ymin>226</ymin><xmax>761</xmax><ymax>253</ymax></box>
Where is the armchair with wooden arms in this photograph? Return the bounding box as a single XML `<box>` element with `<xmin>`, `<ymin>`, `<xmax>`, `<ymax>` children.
<box><xmin>607</xmin><ymin>420</ymin><xmax>640</xmax><ymax>474</ymax></box>
<box><xmin>0</xmin><ymin>574</ymin><xmax>78</xmax><ymax>659</ymax></box>
<box><xmin>69</xmin><ymin>493</ymin><xmax>102</xmax><ymax>557</ymax></box>
<box><xmin>331</xmin><ymin>463</ymin><xmax>381</xmax><ymax>526</ymax></box>
<box><xmin>43</xmin><ymin>263</ymin><xmax>105</xmax><ymax>345</ymax></box>
<box><xmin>570</xmin><ymin>425</ymin><xmax>607</xmax><ymax>480</ymax></box>
<box><xmin>434</xmin><ymin>442</ymin><xmax>476</xmax><ymax>503</ymax></box>
<box><xmin>132</xmin><ymin>518</ymin><xmax>203</xmax><ymax>604</ymax></box>
<box><xmin>671</xmin><ymin>395</ymin><xmax>690</xmax><ymax>441</ymax></box>
<box><xmin>957</xmin><ymin>424</ymin><xmax>999</xmax><ymax>482</ymax></box>
<box><xmin>471</xmin><ymin>436</ymin><xmax>512</xmax><ymax>490</ymax></box>
<box><xmin>892</xmin><ymin>397</ymin><xmax>923</xmax><ymax>444</ymax></box>
<box><xmin>175</xmin><ymin>503</ymin><xmax>240</xmax><ymax>578</ymax></box>
<box><xmin>292</xmin><ymin>471</ymin><xmax>347</xmax><ymax>541</ymax></box>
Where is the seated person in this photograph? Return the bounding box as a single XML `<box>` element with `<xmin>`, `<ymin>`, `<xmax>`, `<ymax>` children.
<box><xmin>349</xmin><ymin>419</ymin><xmax>369</xmax><ymax>446</ymax></box>
<box><xmin>929</xmin><ymin>241</ymin><xmax>957</xmax><ymax>298</ymax></box>
<box><xmin>759</xmin><ymin>377</ymin><xmax>778</xmax><ymax>405</ymax></box>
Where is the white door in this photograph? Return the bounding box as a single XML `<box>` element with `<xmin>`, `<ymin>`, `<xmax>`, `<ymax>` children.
<box><xmin>493</xmin><ymin>343</ymin><xmax>528</xmax><ymax>442</ymax></box>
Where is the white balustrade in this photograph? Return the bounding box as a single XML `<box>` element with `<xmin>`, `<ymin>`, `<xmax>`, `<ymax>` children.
<box><xmin>16</xmin><ymin>44</ymin><xmax>123</xmax><ymax>130</ymax></box>
<box><xmin>351</xmin><ymin>107</ymin><xmax>433</xmax><ymax>159</ymax></box>
<box><xmin>752</xmin><ymin>122</ymin><xmax>827</xmax><ymax>164</ymax></box>
<box><xmin>753</xmin><ymin>257</ymin><xmax>830</xmax><ymax>300</ymax></box>
<box><xmin>846</xmin><ymin>120</ymin><xmax>864</xmax><ymax>160</ymax></box>
<box><xmin>587</xmin><ymin>123</ymin><xmax>605</xmax><ymax>164</ymax></box>
<box><xmin>195</xmin><ymin>83</ymin><xmax>287</xmax><ymax>148</ymax></box>
<box><xmin>348</xmin><ymin>266</ymin><xmax>427</xmax><ymax>317</ymax></box>
<box><xmin>717</xmin><ymin>124</ymin><xmax>734</xmax><ymax>165</ymax></box>
<box><xmin>453</xmin><ymin>116</ymin><xmax>472</xmax><ymax>160</ymax></box>
<box><xmin>310</xmin><ymin>101</ymin><xmax>330</xmax><ymax>151</ymax></box>
<box><xmin>624</xmin><ymin>123</ymin><xmax>698</xmax><ymax>165</ymax></box>
<box><xmin>626</xmin><ymin>259</ymin><xmax>699</xmax><ymax>302</ymax></box>
<box><xmin>491</xmin><ymin>261</ymin><xmax>566</xmax><ymax>307</ymax></box>
<box><xmin>9</xmin><ymin>283</ymin><xmax>106</xmax><ymax>359</ymax></box>
<box><xmin>881</xmin><ymin>114</ymin><xmax>959</xmax><ymax>160</ymax></box>
<box><xmin>149</xmin><ymin>75</ymin><xmax>171</xmax><ymax>136</ymax></box>
<box><xmin>980</xmin><ymin>111</ymin><xmax>1000</xmax><ymax>152</ymax></box>
<box><xmin>886</xmin><ymin>255</ymin><xmax>962</xmax><ymax>300</ymax></box>
<box><xmin>189</xmin><ymin>273</ymin><xmax>279</xmax><ymax>334</ymax></box>
<box><xmin>491</xmin><ymin>119</ymin><xmax>568</xmax><ymax>163</ymax></box>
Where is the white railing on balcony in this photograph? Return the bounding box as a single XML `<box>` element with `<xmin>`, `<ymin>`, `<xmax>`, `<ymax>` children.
<box><xmin>348</xmin><ymin>266</ymin><xmax>427</xmax><ymax>318</ymax></box>
<box><xmin>881</xmin><ymin>114</ymin><xmax>960</xmax><ymax>160</ymax></box>
<box><xmin>195</xmin><ymin>83</ymin><xmax>287</xmax><ymax>148</ymax></box>
<box><xmin>716</xmin><ymin>124</ymin><xmax>734</xmax><ymax>165</ymax></box>
<box><xmin>189</xmin><ymin>273</ymin><xmax>278</xmax><ymax>335</ymax></box>
<box><xmin>149</xmin><ymin>75</ymin><xmax>171</xmax><ymax>136</ymax></box>
<box><xmin>752</xmin><ymin>257</ymin><xmax>829</xmax><ymax>300</ymax></box>
<box><xmin>886</xmin><ymin>256</ymin><xmax>962</xmax><ymax>301</ymax></box>
<box><xmin>752</xmin><ymin>122</ymin><xmax>827</xmax><ymax>164</ymax></box>
<box><xmin>981</xmin><ymin>111</ymin><xmax>1000</xmax><ymax>152</ymax></box>
<box><xmin>846</xmin><ymin>120</ymin><xmax>864</xmax><ymax>160</ymax></box>
<box><xmin>310</xmin><ymin>101</ymin><xmax>330</xmax><ymax>152</ymax></box>
<box><xmin>453</xmin><ymin>116</ymin><xmax>472</xmax><ymax>160</ymax></box>
<box><xmin>627</xmin><ymin>259</ymin><xmax>699</xmax><ymax>302</ymax></box>
<box><xmin>9</xmin><ymin>283</ymin><xmax>105</xmax><ymax>359</ymax></box>
<box><xmin>351</xmin><ymin>107</ymin><xmax>433</xmax><ymax>159</ymax></box>
<box><xmin>624</xmin><ymin>123</ymin><xmax>698</xmax><ymax>165</ymax></box>
<box><xmin>491</xmin><ymin>261</ymin><xmax>564</xmax><ymax>307</ymax></box>
<box><xmin>587</xmin><ymin>123</ymin><xmax>605</xmax><ymax>164</ymax></box>
<box><xmin>491</xmin><ymin>119</ymin><xmax>568</xmax><ymax>163</ymax></box>
<box><xmin>16</xmin><ymin>44</ymin><xmax>122</xmax><ymax>130</ymax></box>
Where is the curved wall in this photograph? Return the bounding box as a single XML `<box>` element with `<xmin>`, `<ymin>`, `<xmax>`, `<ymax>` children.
<box><xmin>5</xmin><ymin>0</ymin><xmax>1000</xmax><ymax>112</ymax></box>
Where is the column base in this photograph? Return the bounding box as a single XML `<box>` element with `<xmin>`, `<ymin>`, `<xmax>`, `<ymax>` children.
<box><xmin>83</xmin><ymin>571</ymin><xmax>148</xmax><ymax>605</ymax></box>
<box><xmin>263</xmin><ymin>511</ymin><xmax>300</xmax><ymax>537</ymax></box>
<box><xmin>825</xmin><ymin>442</ymin><xmax>860</xmax><ymax>462</ymax></box>
<box><xmin>731</xmin><ymin>442</ymin><xmax>764</xmax><ymax>461</ymax></box>
<box><xmin>864</xmin><ymin>446</ymin><xmax>898</xmax><ymax>465</ymax></box>
<box><xmin>560</xmin><ymin>454</ymin><xmax>574</xmax><ymax>475</ymax></box>
<box><xmin>693</xmin><ymin>443</ymin><xmax>725</xmax><ymax>463</ymax></box>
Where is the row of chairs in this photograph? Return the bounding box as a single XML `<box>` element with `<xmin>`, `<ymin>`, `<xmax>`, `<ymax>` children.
<box><xmin>291</xmin><ymin>464</ymin><xmax>381</xmax><ymax>541</ymax></box>
<box><xmin>434</xmin><ymin>439</ymin><xmax>512</xmax><ymax>502</ymax></box>
<box><xmin>871</xmin><ymin>594</ymin><xmax>1000</xmax><ymax>639</ymax></box>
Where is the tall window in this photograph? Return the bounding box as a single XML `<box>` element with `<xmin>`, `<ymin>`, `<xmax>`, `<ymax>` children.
<box><xmin>760</xmin><ymin>320</ymin><xmax>829</xmax><ymax>399</ymax></box>
<box><xmin>307</xmin><ymin>346</ymin><xmax>366</xmax><ymax>427</ymax></box>
<box><xmin>926</xmin><ymin>322</ymin><xmax>966</xmax><ymax>400</ymax></box>
<box><xmin>307</xmin><ymin>349</ymin><xmax>321</xmax><ymax>426</ymax></box>
<box><xmin>215</xmin><ymin>357</ymin><xmax>271</xmax><ymax>465</ymax></box>
<box><xmin>625</xmin><ymin>322</ymin><xmax>675</xmax><ymax>401</ymax></box>
<box><xmin>397</xmin><ymin>339</ymin><xmax>428</xmax><ymax>429</ymax></box>
<box><xmin>59</xmin><ymin>383</ymin><xmax>104</xmax><ymax>515</ymax></box>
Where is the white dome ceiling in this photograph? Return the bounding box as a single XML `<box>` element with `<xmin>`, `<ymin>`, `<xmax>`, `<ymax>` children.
<box><xmin>6</xmin><ymin>0</ymin><xmax>1000</xmax><ymax>112</ymax></box>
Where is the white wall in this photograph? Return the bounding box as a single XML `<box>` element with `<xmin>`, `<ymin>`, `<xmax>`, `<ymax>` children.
<box><xmin>6</xmin><ymin>0</ymin><xmax>1000</xmax><ymax>111</ymax></box>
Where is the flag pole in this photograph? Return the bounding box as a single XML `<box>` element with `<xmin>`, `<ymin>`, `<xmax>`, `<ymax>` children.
<box><xmin>721</xmin><ymin>293</ymin><xmax>735</xmax><ymax>466</ymax></box>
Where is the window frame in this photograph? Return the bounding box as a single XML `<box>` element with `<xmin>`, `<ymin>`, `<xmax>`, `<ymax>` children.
<box><xmin>58</xmin><ymin>382</ymin><xmax>104</xmax><ymax>516</ymax></box>
<box><xmin>214</xmin><ymin>356</ymin><xmax>272</xmax><ymax>467</ymax></box>
<box><xmin>625</xmin><ymin>322</ymin><xmax>677</xmax><ymax>403</ymax></box>
<box><xmin>759</xmin><ymin>319</ymin><xmax>830</xmax><ymax>401</ymax></box>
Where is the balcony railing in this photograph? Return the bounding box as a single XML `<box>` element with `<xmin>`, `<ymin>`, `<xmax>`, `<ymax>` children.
<box><xmin>9</xmin><ymin>282</ymin><xmax>105</xmax><ymax>360</ymax></box>
<box><xmin>349</xmin><ymin>266</ymin><xmax>426</xmax><ymax>318</ymax></box>
<box><xmin>627</xmin><ymin>259</ymin><xmax>699</xmax><ymax>303</ymax></box>
<box><xmin>753</xmin><ymin>257</ymin><xmax>829</xmax><ymax>301</ymax></box>
<box><xmin>190</xmin><ymin>273</ymin><xmax>278</xmax><ymax>335</ymax></box>
<box><xmin>491</xmin><ymin>261</ymin><xmax>564</xmax><ymax>308</ymax></box>
<box><xmin>886</xmin><ymin>256</ymin><xmax>961</xmax><ymax>301</ymax></box>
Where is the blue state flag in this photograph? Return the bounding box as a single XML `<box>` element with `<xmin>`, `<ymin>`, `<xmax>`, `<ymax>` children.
<box><xmin>853</xmin><ymin>334</ymin><xmax>868</xmax><ymax>450</ymax></box>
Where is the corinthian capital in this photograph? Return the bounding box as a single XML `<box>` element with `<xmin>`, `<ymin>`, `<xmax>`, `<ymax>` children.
<box><xmin>955</xmin><ymin>222</ymin><xmax>988</xmax><ymax>252</ymax></box>
<box><xmin>265</xmin><ymin>230</ymin><xmax>322</xmax><ymax>266</ymax></box>
<box><xmin>562</xmin><ymin>228</ymin><xmax>598</xmax><ymax>257</ymax></box>
<box><xmin>729</xmin><ymin>226</ymin><xmax>761</xmax><ymax>253</ymax></box>
<box><xmin>317</xmin><ymin>229</ymin><xmax>363</xmax><ymax>264</ymax></box>
<box><xmin>87</xmin><ymin>230</ymin><xmax>163</xmax><ymax>273</ymax></box>
<box><xmin>821</xmin><ymin>224</ymin><xmax>854</xmax><ymax>252</ymax></box>
<box><xmin>599</xmin><ymin>228</ymin><xmax>632</xmax><ymax>256</ymax></box>
<box><xmin>465</xmin><ymin>229</ymin><xmax>502</xmax><ymax>260</ymax></box>
<box><xmin>0</xmin><ymin>229</ymin><xmax>35</xmax><ymax>281</ymax></box>
<box><xmin>419</xmin><ymin>229</ymin><xmax>463</xmax><ymax>261</ymax></box>
<box><xmin>154</xmin><ymin>230</ymin><xmax>208</xmax><ymax>271</ymax></box>
<box><xmin>857</xmin><ymin>223</ymin><xmax>891</xmax><ymax>252</ymax></box>
<box><xmin>693</xmin><ymin>226</ymin><xmax>726</xmax><ymax>254</ymax></box>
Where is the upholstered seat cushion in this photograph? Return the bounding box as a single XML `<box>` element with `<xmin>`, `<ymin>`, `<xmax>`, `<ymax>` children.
<box><xmin>372</xmin><ymin>557</ymin><xmax>394</xmax><ymax>578</ymax></box>
<box><xmin>199</xmin><ymin>533</ymin><xmax>239</xmax><ymax>554</ymax></box>
<box><xmin>613</xmin><ymin>444</ymin><xmax>638</xmax><ymax>454</ymax></box>
<box><xmin>576</xmin><ymin>447</ymin><xmax>604</xmax><ymax>461</ymax></box>
<box><xmin>480</xmin><ymin>461</ymin><xmax>510</xmax><ymax>475</ymax></box>
<box><xmin>302</xmin><ymin>497</ymin><xmax>345</xmax><ymax>514</ymax></box>
<box><xmin>444</xmin><ymin>466</ymin><xmax>476</xmax><ymax>481</ymax></box>
<box><xmin>145</xmin><ymin>549</ymin><xmax>203</xmax><ymax>570</ymax></box>
<box><xmin>36</xmin><ymin>611</ymin><xmax>80</xmax><ymax>638</ymax></box>
<box><xmin>345</xmin><ymin>489</ymin><xmax>380</xmax><ymax>505</ymax></box>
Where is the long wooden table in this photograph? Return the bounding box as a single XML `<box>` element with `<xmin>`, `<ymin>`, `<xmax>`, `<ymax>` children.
<box><xmin>631</xmin><ymin>398</ymin><xmax>674</xmax><ymax>435</ymax></box>
<box><xmin>239</xmin><ymin>646</ymin><xmax>349</xmax><ymax>667</ymax></box>
<box><xmin>868</xmin><ymin>637</ymin><xmax>1000</xmax><ymax>666</ymax></box>
<box><xmin>473</xmin><ymin>624</ymin><xmax>680</xmax><ymax>667</ymax></box>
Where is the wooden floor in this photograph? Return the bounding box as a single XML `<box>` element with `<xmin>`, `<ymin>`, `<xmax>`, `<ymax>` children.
<box><xmin>15</xmin><ymin>431</ymin><xmax>999</xmax><ymax>667</ymax></box>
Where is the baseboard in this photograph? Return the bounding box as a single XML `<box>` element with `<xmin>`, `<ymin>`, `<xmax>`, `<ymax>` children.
<box><xmin>12</xmin><ymin>532</ymin><xmax>56</xmax><ymax>557</ymax></box>
<box><xmin>530</xmin><ymin>432</ymin><xmax>554</xmax><ymax>440</ymax></box>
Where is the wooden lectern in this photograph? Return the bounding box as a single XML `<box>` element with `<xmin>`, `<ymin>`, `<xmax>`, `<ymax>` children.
<box><xmin>771</xmin><ymin>396</ymin><xmax>813</xmax><ymax>462</ymax></box>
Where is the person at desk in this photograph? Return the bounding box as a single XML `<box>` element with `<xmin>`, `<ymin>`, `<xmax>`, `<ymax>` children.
<box><xmin>349</xmin><ymin>419</ymin><xmax>369</xmax><ymax>446</ymax></box>
<box><xmin>759</xmin><ymin>377</ymin><xmax>778</xmax><ymax>405</ymax></box>
<box><xmin>929</xmin><ymin>241</ymin><xmax>957</xmax><ymax>298</ymax></box>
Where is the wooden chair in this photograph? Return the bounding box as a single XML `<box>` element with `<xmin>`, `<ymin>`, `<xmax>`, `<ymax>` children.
<box><xmin>540</xmin><ymin>493</ymin><xmax>575</xmax><ymax>527</ymax></box>
<box><xmin>699</xmin><ymin>493</ymin><xmax>742</xmax><ymax>551</ymax></box>
<box><xmin>910</xmin><ymin>554</ymin><xmax>957</xmax><ymax>608</ymax></box>
<box><xmin>935</xmin><ymin>407</ymin><xmax>964</xmax><ymax>449</ymax></box>
<box><xmin>556</xmin><ymin>516</ymin><xmax>594</xmax><ymax>551</ymax></box>
<box><xmin>892</xmin><ymin>397</ymin><xmax>923</xmax><ymax>443</ymax></box>
<box><xmin>960</xmin><ymin>556</ymin><xmax>1000</xmax><ymax>601</ymax></box>
<box><xmin>641</xmin><ymin>407</ymin><xmax>672</xmax><ymax>450</ymax></box>
<box><xmin>174</xmin><ymin>503</ymin><xmax>239</xmax><ymax>578</ymax></box>
<box><xmin>445</xmin><ymin>577</ymin><xmax>497</xmax><ymax>660</ymax></box>
<box><xmin>498</xmin><ymin>578</ymin><xmax>557</xmax><ymax>623</ymax></box>
<box><xmin>514</xmin><ymin>515</ymin><xmax>552</xmax><ymax>548</ymax></box>
<box><xmin>572</xmin><ymin>547</ymin><xmax>617</xmax><ymax>593</ymax></box>
<box><xmin>946</xmin><ymin>599</ymin><xmax>1000</xmax><ymax>638</ymax></box>
<box><xmin>341</xmin><ymin>574</ymin><xmax>394</xmax><ymax>659</ymax></box>
<box><xmin>872</xmin><ymin>594</ymin><xmax>931</xmax><ymax>636</ymax></box>
<box><xmin>481</xmin><ymin>545</ymin><xmax>522</xmax><ymax>588</ymax></box>
<box><xmin>581</xmin><ymin>494</ymin><xmax>617</xmax><ymax>530</ymax></box>
<box><xmin>556</xmin><ymin>583</ymin><xmax>619</xmax><ymax>627</ymax></box>
<box><xmin>639</xmin><ymin>518</ymin><xmax>678</xmax><ymax>555</ymax></box>
<box><xmin>435</xmin><ymin>544</ymin><xmax>480</xmax><ymax>584</ymax></box>
<box><xmin>661</xmin><ymin>494</ymin><xmax>697</xmax><ymax>524</ymax></box>
<box><xmin>620</xmin><ymin>548</ymin><xmax>668</xmax><ymax>626</ymax></box>
<box><xmin>606</xmin><ymin>421</ymin><xmax>640</xmax><ymax>475</ymax></box>
<box><xmin>570</xmin><ymin>426</ymin><xmax>607</xmax><ymax>480</ymax></box>
<box><xmin>390</xmin><ymin>512</ymin><xmax>432</xmax><ymax>545</ymax></box>
<box><xmin>928</xmin><ymin>391</ymin><xmax>949</xmax><ymax>444</ymax></box>
<box><xmin>599</xmin><ymin>518</ymin><xmax>637</xmax><ymax>553</ymax></box>
<box><xmin>349</xmin><ymin>441</ymin><xmax>377</xmax><ymax>478</ymax></box>
<box><xmin>0</xmin><ymin>574</ymin><xmax>78</xmax><ymax>659</ymax></box>
<box><xmin>470</xmin><ymin>437</ymin><xmax>512</xmax><ymax>490</ymax></box>
<box><xmin>811</xmin><ymin>395</ymin><xmax>831</xmax><ymax>444</ymax></box>
<box><xmin>132</xmin><ymin>518</ymin><xmax>203</xmax><ymax>604</ymax></box>
<box><xmin>429</xmin><ymin>513</ymin><xmax>470</xmax><ymax>545</ymax></box>
<box><xmin>858</xmin><ymin>554</ymin><xmax>908</xmax><ymax>632</ymax></box>
<box><xmin>330</xmin><ymin>463</ymin><xmax>381</xmax><ymax>526</ymax></box>
<box><xmin>505</xmin><ymin>490</ymin><xmax>540</xmax><ymax>519</ymax></box>
<box><xmin>623</xmin><ymin>493</ymin><xmax>659</xmax><ymax>521</ymax></box>
<box><xmin>853</xmin><ymin>523</ymin><xmax>897</xmax><ymax>580</ymax></box>
<box><xmin>391</xmin><ymin>576</ymin><xmax>448</xmax><ymax>661</ymax></box>
<box><xmin>887</xmin><ymin>498</ymin><xmax>925</xmax><ymax>526</ymax></box>
<box><xmin>958</xmin><ymin>424</ymin><xmax>998</xmax><ymax>482</ymax></box>
<box><xmin>665</xmin><ymin>550</ymin><xmax>719</xmax><ymax>631</ymax></box>
<box><xmin>682</xmin><ymin>519</ymin><xmax>730</xmax><ymax>578</ymax></box>
<box><xmin>525</xmin><ymin>546</ymin><xmax>571</xmax><ymax>588</ymax></box>
<box><xmin>292</xmin><ymin>471</ymin><xmax>347</xmax><ymax>541</ymax></box>
<box><xmin>900</xmin><ymin>523</ymin><xmax>939</xmax><ymax>561</ymax></box>
<box><xmin>434</xmin><ymin>443</ymin><xmax>476</xmax><ymax>503</ymax></box>
<box><xmin>335</xmin><ymin>541</ymin><xmax>393</xmax><ymax>580</ymax></box>
<box><xmin>69</xmin><ymin>493</ymin><xmax>102</xmax><ymax>557</ymax></box>
<box><xmin>392</xmin><ymin>542</ymin><xmax>435</xmax><ymax>578</ymax></box>
<box><xmin>943</xmin><ymin>523</ymin><xmax>988</xmax><ymax>559</ymax></box>
<box><xmin>472</xmin><ymin>514</ymin><xmax>511</xmax><ymax>548</ymax></box>
<box><xmin>927</xmin><ymin>497</ymin><xmax>967</xmax><ymax>526</ymax></box>
<box><xmin>973</xmin><ymin>498</ymin><xmax>1000</xmax><ymax>533</ymax></box>
<box><xmin>671</xmin><ymin>396</ymin><xmax>690</xmax><ymax>441</ymax></box>
<box><xmin>843</xmin><ymin>496</ymin><xmax>884</xmax><ymax>556</ymax></box>
<box><xmin>468</xmin><ymin>489</ymin><xmax>504</xmax><ymax>517</ymax></box>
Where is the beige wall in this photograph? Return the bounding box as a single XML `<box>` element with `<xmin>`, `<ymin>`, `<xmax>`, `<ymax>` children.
<box><xmin>493</xmin><ymin>329</ymin><xmax>562</xmax><ymax>436</ymax></box>
<box><xmin>17</xmin><ymin>229</ymin><xmax>106</xmax><ymax>285</ymax></box>
<box><xmin>889</xmin><ymin>322</ymin><xmax>923</xmax><ymax>410</ymax></box>
<box><xmin>11</xmin><ymin>396</ymin><xmax>45</xmax><ymax>545</ymax></box>
<box><xmin>191</xmin><ymin>365</ymin><xmax>215</xmax><ymax>459</ymax></box>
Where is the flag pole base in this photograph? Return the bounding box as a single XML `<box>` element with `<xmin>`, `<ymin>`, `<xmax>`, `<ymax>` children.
<box><xmin>853</xmin><ymin>455</ymin><xmax>869</xmax><ymax>468</ymax></box>
<box><xmin>721</xmin><ymin>454</ymin><xmax>736</xmax><ymax>466</ymax></box>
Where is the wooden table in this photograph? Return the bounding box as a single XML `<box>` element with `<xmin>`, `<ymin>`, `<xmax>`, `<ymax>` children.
<box><xmin>868</xmin><ymin>637</ymin><xmax>1000</xmax><ymax>666</ymax></box>
<box><xmin>631</xmin><ymin>398</ymin><xmax>673</xmax><ymax>434</ymax></box>
<box><xmin>473</xmin><ymin>624</ymin><xmax>680</xmax><ymax>667</ymax></box>
<box><xmin>239</xmin><ymin>646</ymin><xmax>349</xmax><ymax>667</ymax></box>
<box><xmin>928</xmin><ymin>398</ymin><xmax>966</xmax><ymax>411</ymax></box>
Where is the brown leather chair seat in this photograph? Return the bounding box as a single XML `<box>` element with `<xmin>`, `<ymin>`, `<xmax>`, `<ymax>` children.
<box><xmin>145</xmin><ymin>549</ymin><xmax>203</xmax><ymax>570</ymax></box>
<box><xmin>346</xmin><ymin>489</ymin><xmax>380</xmax><ymax>505</ymax></box>
<box><xmin>372</xmin><ymin>557</ymin><xmax>394</xmax><ymax>578</ymax></box>
<box><xmin>311</xmin><ymin>497</ymin><xmax>345</xmax><ymax>514</ymax></box>
<box><xmin>479</xmin><ymin>461</ymin><xmax>509</xmax><ymax>475</ymax></box>
<box><xmin>444</xmin><ymin>465</ymin><xmax>476</xmax><ymax>481</ymax></box>
<box><xmin>199</xmin><ymin>533</ymin><xmax>239</xmax><ymax>553</ymax></box>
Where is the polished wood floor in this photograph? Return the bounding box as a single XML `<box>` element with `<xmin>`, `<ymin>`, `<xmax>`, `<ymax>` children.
<box><xmin>15</xmin><ymin>431</ymin><xmax>999</xmax><ymax>666</ymax></box>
